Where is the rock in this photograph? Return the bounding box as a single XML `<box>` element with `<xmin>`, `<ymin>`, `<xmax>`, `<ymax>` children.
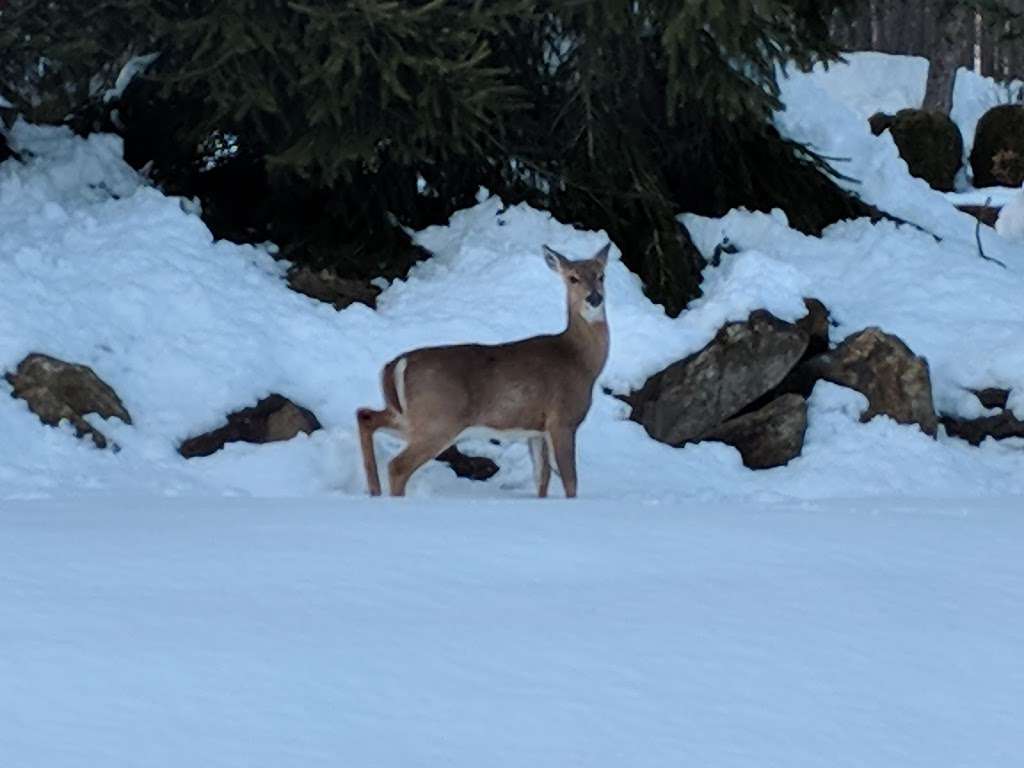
<box><xmin>955</xmin><ymin>204</ymin><xmax>1001</xmax><ymax>227</ymax></box>
<box><xmin>942</xmin><ymin>411</ymin><xmax>1024</xmax><ymax>446</ymax></box>
<box><xmin>970</xmin><ymin>105</ymin><xmax>1024</xmax><ymax>188</ymax></box>
<box><xmin>737</xmin><ymin>298</ymin><xmax>832</xmax><ymax>415</ymax></box>
<box><xmin>883</xmin><ymin>109</ymin><xmax>963</xmax><ymax>192</ymax></box>
<box><xmin>868</xmin><ymin>112</ymin><xmax>895</xmax><ymax>136</ymax></box>
<box><xmin>796</xmin><ymin>298</ymin><xmax>830</xmax><ymax>360</ymax></box>
<box><xmin>991</xmin><ymin>148</ymin><xmax>1024</xmax><ymax>187</ymax></box>
<box><xmin>701</xmin><ymin>394</ymin><xmax>807</xmax><ymax>469</ymax></box>
<box><xmin>941</xmin><ymin>387</ymin><xmax>1021</xmax><ymax>445</ymax></box>
<box><xmin>629</xmin><ymin>311</ymin><xmax>809</xmax><ymax>445</ymax></box>
<box><xmin>287</xmin><ymin>265</ymin><xmax>381</xmax><ymax>311</ymax></box>
<box><xmin>803</xmin><ymin>328</ymin><xmax>938</xmax><ymax>436</ymax></box>
<box><xmin>436</xmin><ymin>446</ymin><xmax>499</xmax><ymax>481</ymax></box>
<box><xmin>972</xmin><ymin>387</ymin><xmax>1010</xmax><ymax>410</ymax></box>
<box><xmin>179</xmin><ymin>394</ymin><xmax>321</xmax><ymax>458</ymax></box>
<box><xmin>5</xmin><ymin>353</ymin><xmax>132</xmax><ymax>449</ymax></box>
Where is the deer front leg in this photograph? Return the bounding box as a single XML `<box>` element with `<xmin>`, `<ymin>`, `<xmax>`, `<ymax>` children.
<box><xmin>548</xmin><ymin>427</ymin><xmax>578</xmax><ymax>498</ymax></box>
<box><xmin>529</xmin><ymin>435</ymin><xmax>551</xmax><ymax>498</ymax></box>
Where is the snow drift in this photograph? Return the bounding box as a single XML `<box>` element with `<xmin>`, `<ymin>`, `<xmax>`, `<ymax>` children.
<box><xmin>2</xmin><ymin>57</ymin><xmax>1024</xmax><ymax>503</ymax></box>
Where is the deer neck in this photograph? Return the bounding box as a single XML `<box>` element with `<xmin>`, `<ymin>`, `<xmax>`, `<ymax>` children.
<box><xmin>564</xmin><ymin>303</ymin><xmax>609</xmax><ymax>375</ymax></box>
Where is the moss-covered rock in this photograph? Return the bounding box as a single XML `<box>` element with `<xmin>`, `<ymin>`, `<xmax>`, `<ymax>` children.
<box><xmin>970</xmin><ymin>104</ymin><xmax>1024</xmax><ymax>188</ymax></box>
<box><xmin>991</xmin><ymin>148</ymin><xmax>1024</xmax><ymax>187</ymax></box>
<box><xmin>885</xmin><ymin>109</ymin><xmax>963</xmax><ymax>192</ymax></box>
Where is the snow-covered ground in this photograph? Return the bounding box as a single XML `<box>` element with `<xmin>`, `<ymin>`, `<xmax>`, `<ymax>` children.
<box><xmin>2</xmin><ymin>110</ymin><xmax>1023</xmax><ymax>502</ymax></box>
<box><xmin>792</xmin><ymin>51</ymin><xmax>1022</xmax><ymax>184</ymax></box>
<box><xmin>2</xmin><ymin>52</ymin><xmax>1023</xmax><ymax>766</ymax></box>
<box><xmin>3</xmin><ymin>496</ymin><xmax>1022</xmax><ymax>768</ymax></box>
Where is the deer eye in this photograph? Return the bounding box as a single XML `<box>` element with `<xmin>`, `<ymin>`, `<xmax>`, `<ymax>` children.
<box><xmin>569</xmin><ymin>276</ymin><xmax>579</xmax><ymax>284</ymax></box>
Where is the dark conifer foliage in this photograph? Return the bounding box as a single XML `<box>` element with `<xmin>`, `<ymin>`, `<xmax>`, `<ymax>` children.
<box><xmin>487</xmin><ymin>2</ymin><xmax>867</xmax><ymax>312</ymax></box>
<box><xmin>0</xmin><ymin>0</ymin><xmax>868</xmax><ymax>313</ymax></box>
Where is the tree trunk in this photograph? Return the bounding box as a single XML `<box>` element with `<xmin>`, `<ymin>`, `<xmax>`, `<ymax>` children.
<box><xmin>923</xmin><ymin>4</ymin><xmax>970</xmax><ymax>113</ymax></box>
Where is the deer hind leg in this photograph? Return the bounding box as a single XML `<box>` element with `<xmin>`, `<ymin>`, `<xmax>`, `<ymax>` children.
<box><xmin>529</xmin><ymin>435</ymin><xmax>551</xmax><ymax>498</ymax></box>
<box><xmin>387</xmin><ymin>425</ymin><xmax>462</xmax><ymax>497</ymax></box>
<box><xmin>356</xmin><ymin>407</ymin><xmax>397</xmax><ymax>496</ymax></box>
<box><xmin>548</xmin><ymin>426</ymin><xmax>578</xmax><ymax>498</ymax></box>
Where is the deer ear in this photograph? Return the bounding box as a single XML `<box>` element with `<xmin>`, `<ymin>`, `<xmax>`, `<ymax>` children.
<box><xmin>543</xmin><ymin>245</ymin><xmax>567</xmax><ymax>273</ymax></box>
<box><xmin>592</xmin><ymin>243</ymin><xmax>611</xmax><ymax>267</ymax></box>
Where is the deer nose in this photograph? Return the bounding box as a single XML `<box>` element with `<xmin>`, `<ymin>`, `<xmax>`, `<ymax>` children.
<box><xmin>586</xmin><ymin>290</ymin><xmax>603</xmax><ymax>307</ymax></box>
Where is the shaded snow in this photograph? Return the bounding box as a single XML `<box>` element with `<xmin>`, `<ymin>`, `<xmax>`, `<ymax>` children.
<box><xmin>790</xmin><ymin>51</ymin><xmax>1022</xmax><ymax>174</ymax></box>
<box><xmin>1</xmin><ymin>496</ymin><xmax>1022</xmax><ymax>768</ymax></box>
<box><xmin>777</xmin><ymin>60</ymin><xmax>1004</xmax><ymax>242</ymax></box>
<box><xmin>995</xmin><ymin>186</ymin><xmax>1024</xmax><ymax>240</ymax></box>
<box><xmin>951</xmin><ymin>68</ymin><xmax>1024</xmax><ymax>162</ymax></box>
<box><xmin>943</xmin><ymin>186</ymin><xmax>1021</xmax><ymax>207</ymax></box>
<box><xmin>792</xmin><ymin>51</ymin><xmax>928</xmax><ymax>120</ymax></box>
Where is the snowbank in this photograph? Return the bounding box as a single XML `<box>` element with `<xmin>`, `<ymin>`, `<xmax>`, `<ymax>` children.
<box><xmin>792</xmin><ymin>51</ymin><xmax>928</xmax><ymax>121</ymax></box>
<box><xmin>789</xmin><ymin>51</ymin><xmax>1023</xmax><ymax>184</ymax></box>
<box><xmin>3</xmin><ymin>495</ymin><xmax>1021</xmax><ymax>768</ymax></box>
<box><xmin>995</xmin><ymin>186</ymin><xmax>1024</xmax><ymax>240</ymax></box>
<box><xmin>952</xmin><ymin>68</ymin><xmax>1024</xmax><ymax>161</ymax></box>
<box><xmin>776</xmin><ymin>55</ymin><xmax>1024</xmax><ymax>264</ymax></box>
<box><xmin>2</xmin><ymin>118</ymin><xmax>1023</xmax><ymax>502</ymax></box>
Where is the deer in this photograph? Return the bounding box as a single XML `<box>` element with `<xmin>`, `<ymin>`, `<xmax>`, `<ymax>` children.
<box><xmin>356</xmin><ymin>242</ymin><xmax>611</xmax><ymax>498</ymax></box>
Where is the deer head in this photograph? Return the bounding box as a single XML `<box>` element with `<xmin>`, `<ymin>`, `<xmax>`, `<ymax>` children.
<box><xmin>543</xmin><ymin>243</ymin><xmax>611</xmax><ymax>324</ymax></box>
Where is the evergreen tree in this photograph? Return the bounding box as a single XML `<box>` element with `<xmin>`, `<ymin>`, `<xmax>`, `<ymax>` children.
<box><xmin>123</xmin><ymin>0</ymin><xmax>531</xmax><ymax>276</ymax></box>
<box><xmin>2</xmin><ymin>0</ymin><xmax>871</xmax><ymax>314</ymax></box>
<box><xmin>0</xmin><ymin>0</ymin><xmax>148</xmax><ymax>125</ymax></box>
<box><xmin>488</xmin><ymin>1</ymin><xmax>867</xmax><ymax>313</ymax></box>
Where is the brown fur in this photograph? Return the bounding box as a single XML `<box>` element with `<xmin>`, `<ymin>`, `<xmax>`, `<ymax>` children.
<box><xmin>357</xmin><ymin>243</ymin><xmax>611</xmax><ymax>497</ymax></box>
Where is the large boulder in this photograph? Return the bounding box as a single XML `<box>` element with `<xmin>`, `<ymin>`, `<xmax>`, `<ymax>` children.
<box><xmin>180</xmin><ymin>394</ymin><xmax>321</xmax><ymax>458</ymax></box>
<box><xmin>700</xmin><ymin>394</ymin><xmax>808</xmax><ymax>469</ymax></box>
<box><xmin>802</xmin><ymin>328</ymin><xmax>938</xmax><ymax>436</ymax></box>
<box><xmin>286</xmin><ymin>265</ymin><xmax>381</xmax><ymax>311</ymax></box>
<box><xmin>5</xmin><ymin>353</ymin><xmax>132</xmax><ymax>449</ymax></box>
<box><xmin>970</xmin><ymin>105</ymin><xmax>1024</xmax><ymax>188</ymax></box>
<box><xmin>629</xmin><ymin>311</ymin><xmax>809</xmax><ymax>445</ymax></box>
<box><xmin>738</xmin><ymin>298</ymin><xmax>832</xmax><ymax>412</ymax></box>
<box><xmin>882</xmin><ymin>109</ymin><xmax>963</xmax><ymax>192</ymax></box>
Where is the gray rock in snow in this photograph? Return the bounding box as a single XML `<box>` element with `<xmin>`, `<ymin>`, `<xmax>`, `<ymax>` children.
<box><xmin>179</xmin><ymin>394</ymin><xmax>321</xmax><ymax>458</ymax></box>
<box><xmin>802</xmin><ymin>327</ymin><xmax>938</xmax><ymax>437</ymax></box>
<box><xmin>5</xmin><ymin>353</ymin><xmax>132</xmax><ymax>450</ymax></box>
<box><xmin>287</xmin><ymin>265</ymin><xmax>381</xmax><ymax>311</ymax></box>
<box><xmin>628</xmin><ymin>310</ymin><xmax>809</xmax><ymax>446</ymax></box>
<box><xmin>700</xmin><ymin>394</ymin><xmax>808</xmax><ymax>469</ymax></box>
